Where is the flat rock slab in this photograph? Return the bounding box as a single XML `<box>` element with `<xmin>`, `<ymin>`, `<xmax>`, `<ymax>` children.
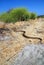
<box><xmin>2</xmin><ymin>44</ymin><xmax>44</xmax><ymax>65</ymax></box>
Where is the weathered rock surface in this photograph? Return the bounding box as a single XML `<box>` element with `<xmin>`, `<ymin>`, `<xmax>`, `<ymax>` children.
<box><xmin>8</xmin><ymin>44</ymin><xmax>44</xmax><ymax>65</ymax></box>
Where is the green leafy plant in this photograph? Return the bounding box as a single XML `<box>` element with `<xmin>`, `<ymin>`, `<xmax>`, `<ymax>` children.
<box><xmin>0</xmin><ymin>8</ymin><xmax>37</xmax><ymax>23</ymax></box>
<box><xmin>30</xmin><ymin>13</ymin><xmax>37</xmax><ymax>19</ymax></box>
<box><xmin>9</xmin><ymin>8</ymin><xmax>30</xmax><ymax>21</ymax></box>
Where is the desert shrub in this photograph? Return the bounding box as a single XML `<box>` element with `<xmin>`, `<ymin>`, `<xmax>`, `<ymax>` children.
<box><xmin>0</xmin><ymin>12</ymin><xmax>15</xmax><ymax>23</ymax></box>
<box><xmin>0</xmin><ymin>13</ymin><xmax>7</xmax><ymax>21</ymax></box>
<box><xmin>9</xmin><ymin>8</ymin><xmax>30</xmax><ymax>21</ymax></box>
<box><xmin>0</xmin><ymin>8</ymin><xmax>31</xmax><ymax>23</ymax></box>
<box><xmin>0</xmin><ymin>8</ymin><xmax>37</xmax><ymax>23</ymax></box>
<box><xmin>30</xmin><ymin>13</ymin><xmax>37</xmax><ymax>19</ymax></box>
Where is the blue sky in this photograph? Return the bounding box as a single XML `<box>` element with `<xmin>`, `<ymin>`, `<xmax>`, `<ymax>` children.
<box><xmin>0</xmin><ymin>0</ymin><xmax>44</xmax><ymax>15</ymax></box>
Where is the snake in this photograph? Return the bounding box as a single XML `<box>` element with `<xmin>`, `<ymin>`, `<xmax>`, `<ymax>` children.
<box><xmin>14</xmin><ymin>30</ymin><xmax>42</xmax><ymax>44</ymax></box>
<box><xmin>0</xmin><ymin>28</ymin><xmax>43</xmax><ymax>44</ymax></box>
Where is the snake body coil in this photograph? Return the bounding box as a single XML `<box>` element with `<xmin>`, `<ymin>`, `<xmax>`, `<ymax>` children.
<box><xmin>0</xmin><ymin>28</ymin><xmax>42</xmax><ymax>44</ymax></box>
<box><xmin>15</xmin><ymin>30</ymin><xmax>42</xmax><ymax>44</ymax></box>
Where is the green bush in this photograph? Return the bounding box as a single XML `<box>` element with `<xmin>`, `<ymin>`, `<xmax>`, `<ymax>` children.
<box><xmin>0</xmin><ymin>8</ymin><xmax>31</xmax><ymax>23</ymax></box>
<box><xmin>30</xmin><ymin>13</ymin><xmax>37</xmax><ymax>19</ymax></box>
<box><xmin>0</xmin><ymin>8</ymin><xmax>37</xmax><ymax>23</ymax></box>
<box><xmin>9</xmin><ymin>8</ymin><xmax>30</xmax><ymax>21</ymax></box>
<box><xmin>0</xmin><ymin>13</ymin><xmax>7</xmax><ymax>21</ymax></box>
<box><xmin>0</xmin><ymin>12</ymin><xmax>15</xmax><ymax>23</ymax></box>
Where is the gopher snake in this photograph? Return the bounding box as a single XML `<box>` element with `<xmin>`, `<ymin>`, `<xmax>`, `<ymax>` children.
<box><xmin>0</xmin><ymin>28</ymin><xmax>42</xmax><ymax>44</ymax></box>
<box><xmin>14</xmin><ymin>30</ymin><xmax>42</xmax><ymax>44</ymax></box>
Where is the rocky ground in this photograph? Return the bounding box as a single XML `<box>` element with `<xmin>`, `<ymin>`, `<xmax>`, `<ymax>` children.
<box><xmin>0</xmin><ymin>18</ymin><xmax>44</xmax><ymax>65</ymax></box>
